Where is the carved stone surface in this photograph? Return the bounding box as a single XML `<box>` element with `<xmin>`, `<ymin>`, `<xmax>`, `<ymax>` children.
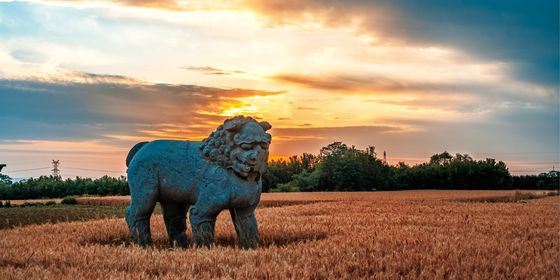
<box><xmin>125</xmin><ymin>116</ymin><xmax>272</xmax><ymax>249</ymax></box>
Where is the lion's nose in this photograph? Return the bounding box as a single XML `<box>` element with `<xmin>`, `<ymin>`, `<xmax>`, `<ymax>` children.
<box><xmin>248</xmin><ymin>152</ymin><xmax>257</xmax><ymax>162</ymax></box>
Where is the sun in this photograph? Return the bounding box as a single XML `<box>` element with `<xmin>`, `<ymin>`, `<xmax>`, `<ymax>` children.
<box><xmin>220</xmin><ymin>104</ymin><xmax>258</xmax><ymax>116</ymax></box>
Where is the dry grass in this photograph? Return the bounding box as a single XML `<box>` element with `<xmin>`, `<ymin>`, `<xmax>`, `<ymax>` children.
<box><xmin>1</xmin><ymin>191</ymin><xmax>558</xmax><ymax>279</ymax></box>
<box><xmin>3</xmin><ymin>198</ymin><xmax>62</xmax><ymax>206</ymax></box>
<box><xmin>456</xmin><ymin>190</ymin><xmax>559</xmax><ymax>203</ymax></box>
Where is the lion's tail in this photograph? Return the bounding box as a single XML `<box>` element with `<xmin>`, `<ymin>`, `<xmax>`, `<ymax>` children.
<box><xmin>126</xmin><ymin>142</ymin><xmax>148</xmax><ymax>167</ymax></box>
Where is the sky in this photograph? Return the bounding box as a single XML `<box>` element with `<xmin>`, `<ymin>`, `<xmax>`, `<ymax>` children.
<box><xmin>0</xmin><ymin>0</ymin><xmax>558</xmax><ymax>179</ymax></box>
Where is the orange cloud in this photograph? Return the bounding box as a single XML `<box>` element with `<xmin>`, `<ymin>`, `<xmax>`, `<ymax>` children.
<box><xmin>183</xmin><ymin>65</ymin><xmax>245</xmax><ymax>75</ymax></box>
<box><xmin>113</xmin><ymin>0</ymin><xmax>181</xmax><ymax>10</ymax></box>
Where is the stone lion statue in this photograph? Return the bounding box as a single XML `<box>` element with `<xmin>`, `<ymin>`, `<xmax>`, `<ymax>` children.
<box><xmin>125</xmin><ymin>115</ymin><xmax>272</xmax><ymax>249</ymax></box>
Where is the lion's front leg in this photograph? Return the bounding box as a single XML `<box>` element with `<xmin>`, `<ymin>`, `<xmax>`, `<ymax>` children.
<box><xmin>230</xmin><ymin>206</ymin><xmax>259</xmax><ymax>249</ymax></box>
<box><xmin>189</xmin><ymin>205</ymin><xmax>218</xmax><ymax>247</ymax></box>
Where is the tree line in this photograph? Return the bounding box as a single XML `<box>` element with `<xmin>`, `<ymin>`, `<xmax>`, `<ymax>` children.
<box><xmin>0</xmin><ymin>141</ymin><xmax>557</xmax><ymax>199</ymax></box>
<box><xmin>262</xmin><ymin>142</ymin><xmax>558</xmax><ymax>192</ymax></box>
<box><xmin>0</xmin><ymin>175</ymin><xmax>128</xmax><ymax>200</ymax></box>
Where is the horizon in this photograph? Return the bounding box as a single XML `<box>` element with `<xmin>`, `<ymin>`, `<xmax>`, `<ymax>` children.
<box><xmin>2</xmin><ymin>145</ymin><xmax>558</xmax><ymax>181</ymax></box>
<box><xmin>0</xmin><ymin>0</ymin><xmax>558</xmax><ymax>178</ymax></box>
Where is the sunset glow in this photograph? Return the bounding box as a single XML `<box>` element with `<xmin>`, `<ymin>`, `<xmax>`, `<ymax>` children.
<box><xmin>0</xmin><ymin>0</ymin><xmax>558</xmax><ymax>178</ymax></box>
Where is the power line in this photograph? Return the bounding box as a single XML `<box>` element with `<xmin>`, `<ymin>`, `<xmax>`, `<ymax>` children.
<box><xmin>64</xmin><ymin>167</ymin><xmax>123</xmax><ymax>174</ymax></box>
<box><xmin>4</xmin><ymin>166</ymin><xmax>124</xmax><ymax>174</ymax></box>
<box><xmin>379</xmin><ymin>151</ymin><xmax>557</xmax><ymax>155</ymax></box>
<box><xmin>4</xmin><ymin>167</ymin><xmax>51</xmax><ymax>172</ymax></box>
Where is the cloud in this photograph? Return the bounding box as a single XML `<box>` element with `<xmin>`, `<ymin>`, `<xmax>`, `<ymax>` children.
<box><xmin>183</xmin><ymin>65</ymin><xmax>245</xmax><ymax>75</ymax></box>
<box><xmin>273</xmin><ymin>73</ymin><xmax>431</xmax><ymax>92</ymax></box>
<box><xmin>244</xmin><ymin>0</ymin><xmax>559</xmax><ymax>86</ymax></box>
<box><xmin>271</xmin><ymin>73</ymin><xmax>502</xmax><ymax>95</ymax></box>
<box><xmin>271</xmin><ymin>72</ymin><xmax>555</xmax><ymax>114</ymax></box>
<box><xmin>112</xmin><ymin>0</ymin><xmax>180</xmax><ymax>10</ymax></box>
<box><xmin>296</xmin><ymin>106</ymin><xmax>318</xmax><ymax>110</ymax></box>
<box><xmin>26</xmin><ymin>0</ymin><xmax>558</xmax><ymax>87</ymax></box>
<box><xmin>10</xmin><ymin>49</ymin><xmax>46</xmax><ymax>63</ymax></box>
<box><xmin>0</xmin><ymin>73</ymin><xmax>284</xmax><ymax>145</ymax></box>
<box><xmin>34</xmin><ymin>0</ymin><xmax>238</xmax><ymax>11</ymax></box>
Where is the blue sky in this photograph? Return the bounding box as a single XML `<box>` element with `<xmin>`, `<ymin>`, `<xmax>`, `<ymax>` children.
<box><xmin>0</xmin><ymin>0</ymin><xmax>558</xmax><ymax>178</ymax></box>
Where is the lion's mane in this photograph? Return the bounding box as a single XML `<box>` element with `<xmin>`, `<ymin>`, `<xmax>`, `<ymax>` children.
<box><xmin>200</xmin><ymin>115</ymin><xmax>271</xmax><ymax>169</ymax></box>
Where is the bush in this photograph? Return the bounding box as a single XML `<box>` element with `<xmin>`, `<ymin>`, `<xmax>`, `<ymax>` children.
<box><xmin>269</xmin><ymin>182</ymin><xmax>301</xmax><ymax>192</ymax></box>
<box><xmin>547</xmin><ymin>190</ymin><xmax>559</xmax><ymax>197</ymax></box>
<box><xmin>45</xmin><ymin>201</ymin><xmax>57</xmax><ymax>206</ymax></box>
<box><xmin>61</xmin><ymin>196</ymin><xmax>77</xmax><ymax>205</ymax></box>
<box><xmin>21</xmin><ymin>202</ymin><xmax>45</xmax><ymax>207</ymax></box>
<box><xmin>4</xmin><ymin>201</ymin><xmax>11</xmax><ymax>208</ymax></box>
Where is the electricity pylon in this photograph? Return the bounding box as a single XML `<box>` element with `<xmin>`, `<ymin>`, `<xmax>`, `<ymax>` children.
<box><xmin>52</xmin><ymin>160</ymin><xmax>60</xmax><ymax>177</ymax></box>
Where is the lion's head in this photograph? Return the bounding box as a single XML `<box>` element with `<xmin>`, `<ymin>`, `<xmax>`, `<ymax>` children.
<box><xmin>200</xmin><ymin>116</ymin><xmax>272</xmax><ymax>180</ymax></box>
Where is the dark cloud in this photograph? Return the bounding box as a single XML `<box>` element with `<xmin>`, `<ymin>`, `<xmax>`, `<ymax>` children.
<box><xmin>247</xmin><ymin>0</ymin><xmax>559</xmax><ymax>86</ymax></box>
<box><xmin>183</xmin><ymin>66</ymin><xmax>245</xmax><ymax>75</ymax></box>
<box><xmin>68</xmin><ymin>71</ymin><xmax>142</xmax><ymax>84</ymax></box>
<box><xmin>0</xmin><ymin>74</ymin><xmax>283</xmax><ymax>143</ymax></box>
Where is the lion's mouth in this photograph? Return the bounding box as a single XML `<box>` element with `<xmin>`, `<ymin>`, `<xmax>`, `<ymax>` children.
<box><xmin>233</xmin><ymin>158</ymin><xmax>256</xmax><ymax>175</ymax></box>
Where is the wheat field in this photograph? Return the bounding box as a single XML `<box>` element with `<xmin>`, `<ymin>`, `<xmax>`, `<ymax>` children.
<box><xmin>1</xmin><ymin>191</ymin><xmax>558</xmax><ymax>279</ymax></box>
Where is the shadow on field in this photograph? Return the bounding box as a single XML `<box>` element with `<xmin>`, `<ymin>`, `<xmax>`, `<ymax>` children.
<box><xmin>82</xmin><ymin>232</ymin><xmax>328</xmax><ymax>249</ymax></box>
<box><xmin>454</xmin><ymin>191</ymin><xmax>558</xmax><ymax>203</ymax></box>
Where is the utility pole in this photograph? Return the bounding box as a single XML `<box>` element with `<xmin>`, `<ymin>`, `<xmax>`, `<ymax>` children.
<box><xmin>52</xmin><ymin>160</ymin><xmax>60</xmax><ymax>177</ymax></box>
<box><xmin>383</xmin><ymin>151</ymin><xmax>387</xmax><ymax>164</ymax></box>
<box><xmin>0</xmin><ymin>164</ymin><xmax>5</xmax><ymax>172</ymax></box>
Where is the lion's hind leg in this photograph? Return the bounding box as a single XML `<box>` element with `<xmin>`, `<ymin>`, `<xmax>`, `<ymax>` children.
<box><xmin>161</xmin><ymin>202</ymin><xmax>189</xmax><ymax>248</ymax></box>
<box><xmin>126</xmin><ymin>171</ymin><xmax>159</xmax><ymax>247</ymax></box>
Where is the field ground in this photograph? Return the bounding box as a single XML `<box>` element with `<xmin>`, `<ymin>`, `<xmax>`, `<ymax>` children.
<box><xmin>0</xmin><ymin>190</ymin><xmax>558</xmax><ymax>279</ymax></box>
<box><xmin>0</xmin><ymin>205</ymin><xmax>144</xmax><ymax>230</ymax></box>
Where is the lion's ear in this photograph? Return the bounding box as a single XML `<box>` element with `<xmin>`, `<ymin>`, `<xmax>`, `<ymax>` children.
<box><xmin>259</xmin><ymin>121</ymin><xmax>272</xmax><ymax>131</ymax></box>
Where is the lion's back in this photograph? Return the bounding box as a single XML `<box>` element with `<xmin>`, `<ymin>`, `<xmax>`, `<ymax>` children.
<box><xmin>127</xmin><ymin>140</ymin><xmax>203</xmax><ymax>179</ymax></box>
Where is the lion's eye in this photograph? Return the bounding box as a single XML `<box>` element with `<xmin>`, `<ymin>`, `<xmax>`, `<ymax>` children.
<box><xmin>240</xmin><ymin>143</ymin><xmax>253</xmax><ymax>150</ymax></box>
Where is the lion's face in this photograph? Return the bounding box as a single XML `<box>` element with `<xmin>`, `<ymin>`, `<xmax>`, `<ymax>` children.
<box><xmin>230</xmin><ymin>121</ymin><xmax>270</xmax><ymax>178</ymax></box>
<box><xmin>200</xmin><ymin>116</ymin><xmax>272</xmax><ymax>181</ymax></box>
